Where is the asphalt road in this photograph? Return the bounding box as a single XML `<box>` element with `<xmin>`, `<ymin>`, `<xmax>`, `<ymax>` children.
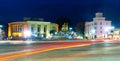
<box><xmin>2</xmin><ymin>42</ymin><xmax>120</xmax><ymax>61</ymax></box>
<box><xmin>0</xmin><ymin>42</ymin><xmax>50</xmax><ymax>53</ymax></box>
<box><xmin>0</xmin><ymin>41</ymin><xmax>90</xmax><ymax>54</ymax></box>
<box><xmin>0</xmin><ymin>41</ymin><xmax>91</xmax><ymax>61</ymax></box>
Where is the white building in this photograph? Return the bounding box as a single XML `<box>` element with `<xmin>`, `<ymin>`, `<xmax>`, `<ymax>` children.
<box><xmin>8</xmin><ymin>18</ymin><xmax>59</xmax><ymax>39</ymax></box>
<box><xmin>0</xmin><ymin>25</ymin><xmax>4</xmax><ymax>40</ymax></box>
<box><xmin>85</xmin><ymin>12</ymin><xmax>112</xmax><ymax>39</ymax></box>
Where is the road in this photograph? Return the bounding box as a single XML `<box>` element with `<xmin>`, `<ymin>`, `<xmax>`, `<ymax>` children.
<box><xmin>0</xmin><ymin>41</ymin><xmax>91</xmax><ymax>61</ymax></box>
<box><xmin>1</xmin><ymin>41</ymin><xmax>120</xmax><ymax>61</ymax></box>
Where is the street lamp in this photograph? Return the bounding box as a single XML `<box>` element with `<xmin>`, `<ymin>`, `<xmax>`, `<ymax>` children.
<box><xmin>55</xmin><ymin>32</ymin><xmax>57</xmax><ymax>35</ymax></box>
<box><xmin>69</xmin><ymin>27</ymin><xmax>73</xmax><ymax>31</ymax></box>
<box><xmin>91</xmin><ymin>29</ymin><xmax>95</xmax><ymax>34</ymax></box>
<box><xmin>0</xmin><ymin>25</ymin><xmax>3</xmax><ymax>28</ymax></box>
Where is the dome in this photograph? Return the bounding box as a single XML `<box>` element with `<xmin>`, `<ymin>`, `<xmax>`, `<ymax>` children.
<box><xmin>96</xmin><ymin>12</ymin><xmax>103</xmax><ymax>17</ymax></box>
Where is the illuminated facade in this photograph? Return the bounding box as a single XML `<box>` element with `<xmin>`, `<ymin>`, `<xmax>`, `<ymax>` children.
<box><xmin>8</xmin><ymin>18</ymin><xmax>59</xmax><ymax>39</ymax></box>
<box><xmin>61</xmin><ymin>23</ymin><xmax>68</xmax><ymax>31</ymax></box>
<box><xmin>113</xmin><ymin>28</ymin><xmax>120</xmax><ymax>39</ymax></box>
<box><xmin>85</xmin><ymin>12</ymin><xmax>112</xmax><ymax>39</ymax></box>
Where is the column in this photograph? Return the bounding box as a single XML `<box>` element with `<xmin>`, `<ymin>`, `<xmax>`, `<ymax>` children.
<box><xmin>8</xmin><ymin>24</ymin><xmax>11</xmax><ymax>37</ymax></box>
<box><xmin>46</xmin><ymin>25</ymin><xmax>50</xmax><ymax>36</ymax></box>
<box><xmin>18</xmin><ymin>24</ymin><xmax>20</xmax><ymax>32</ymax></box>
<box><xmin>34</xmin><ymin>24</ymin><xmax>37</xmax><ymax>34</ymax></box>
<box><xmin>41</xmin><ymin>25</ymin><xmax>44</xmax><ymax>34</ymax></box>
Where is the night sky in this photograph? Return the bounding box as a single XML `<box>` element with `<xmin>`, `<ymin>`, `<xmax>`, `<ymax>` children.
<box><xmin>0</xmin><ymin>0</ymin><xmax>120</xmax><ymax>28</ymax></box>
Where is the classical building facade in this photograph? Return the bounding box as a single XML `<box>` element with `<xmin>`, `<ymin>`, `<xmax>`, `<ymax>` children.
<box><xmin>8</xmin><ymin>18</ymin><xmax>59</xmax><ymax>39</ymax></box>
<box><xmin>85</xmin><ymin>12</ymin><xmax>112</xmax><ymax>39</ymax></box>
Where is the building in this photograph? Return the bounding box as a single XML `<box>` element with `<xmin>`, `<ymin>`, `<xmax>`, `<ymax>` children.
<box><xmin>61</xmin><ymin>23</ymin><xmax>68</xmax><ymax>32</ymax></box>
<box><xmin>85</xmin><ymin>12</ymin><xmax>112</xmax><ymax>39</ymax></box>
<box><xmin>0</xmin><ymin>25</ymin><xmax>5</xmax><ymax>40</ymax></box>
<box><xmin>8</xmin><ymin>18</ymin><xmax>59</xmax><ymax>39</ymax></box>
<box><xmin>113</xmin><ymin>28</ymin><xmax>120</xmax><ymax>39</ymax></box>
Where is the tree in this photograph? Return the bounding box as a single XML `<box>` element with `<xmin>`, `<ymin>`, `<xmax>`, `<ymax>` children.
<box><xmin>75</xmin><ymin>22</ymin><xmax>85</xmax><ymax>38</ymax></box>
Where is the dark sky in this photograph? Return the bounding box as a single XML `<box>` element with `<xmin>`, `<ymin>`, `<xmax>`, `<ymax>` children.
<box><xmin>0</xmin><ymin>0</ymin><xmax>120</xmax><ymax>27</ymax></box>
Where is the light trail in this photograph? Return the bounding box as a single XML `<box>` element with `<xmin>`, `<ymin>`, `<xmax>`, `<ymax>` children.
<box><xmin>0</xmin><ymin>43</ymin><xmax>91</xmax><ymax>61</ymax></box>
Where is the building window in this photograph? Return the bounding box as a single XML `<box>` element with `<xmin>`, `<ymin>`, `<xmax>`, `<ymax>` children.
<box><xmin>94</xmin><ymin>27</ymin><xmax>97</xmax><ymax>29</ymax></box>
<box><xmin>18</xmin><ymin>25</ymin><xmax>22</xmax><ymax>32</ymax></box>
<box><xmin>94</xmin><ymin>22</ymin><xmax>97</xmax><ymax>25</ymax></box>
<box><xmin>19</xmin><ymin>27</ymin><xmax>22</xmax><ymax>32</ymax></box>
<box><xmin>37</xmin><ymin>25</ymin><xmax>41</xmax><ymax>32</ymax></box>
<box><xmin>100</xmin><ymin>27</ymin><xmax>102</xmax><ymax>29</ymax></box>
<box><xmin>15</xmin><ymin>25</ymin><xmax>17</xmax><ymax>32</ymax></box>
<box><xmin>12</xmin><ymin>25</ymin><xmax>15</xmax><ymax>32</ymax></box>
<box><xmin>44</xmin><ymin>25</ymin><xmax>47</xmax><ymax>32</ymax></box>
<box><xmin>31</xmin><ymin>25</ymin><xmax>34</xmax><ymax>33</ymax></box>
<box><xmin>19</xmin><ymin>25</ymin><xmax>23</xmax><ymax>32</ymax></box>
